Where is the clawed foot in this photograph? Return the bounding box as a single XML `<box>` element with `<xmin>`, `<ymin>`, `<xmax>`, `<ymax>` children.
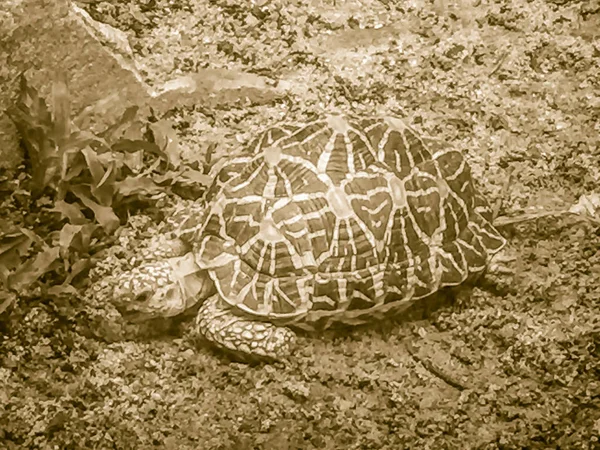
<box><xmin>195</xmin><ymin>295</ymin><xmax>297</xmax><ymax>362</ymax></box>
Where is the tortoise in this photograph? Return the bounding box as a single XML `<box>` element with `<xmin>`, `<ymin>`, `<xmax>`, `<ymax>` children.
<box><xmin>109</xmin><ymin>114</ymin><xmax>506</xmax><ymax>360</ymax></box>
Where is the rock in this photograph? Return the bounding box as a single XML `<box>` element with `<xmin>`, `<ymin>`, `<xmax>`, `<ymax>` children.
<box><xmin>149</xmin><ymin>69</ymin><xmax>284</xmax><ymax>115</ymax></box>
<box><xmin>0</xmin><ymin>0</ymin><xmax>283</xmax><ymax>171</ymax></box>
<box><xmin>0</xmin><ymin>0</ymin><xmax>149</xmax><ymax>170</ymax></box>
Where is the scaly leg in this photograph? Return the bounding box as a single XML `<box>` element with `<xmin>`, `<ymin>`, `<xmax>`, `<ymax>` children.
<box><xmin>195</xmin><ymin>295</ymin><xmax>296</xmax><ymax>361</ymax></box>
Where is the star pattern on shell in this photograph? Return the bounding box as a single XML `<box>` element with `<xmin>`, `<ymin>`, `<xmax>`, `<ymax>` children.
<box><xmin>185</xmin><ymin>115</ymin><xmax>505</xmax><ymax>329</ymax></box>
<box><xmin>104</xmin><ymin>114</ymin><xmax>506</xmax><ymax>360</ymax></box>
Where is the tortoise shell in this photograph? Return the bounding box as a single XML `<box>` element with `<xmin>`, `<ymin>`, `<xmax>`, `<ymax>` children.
<box><xmin>185</xmin><ymin>115</ymin><xmax>505</xmax><ymax>330</ymax></box>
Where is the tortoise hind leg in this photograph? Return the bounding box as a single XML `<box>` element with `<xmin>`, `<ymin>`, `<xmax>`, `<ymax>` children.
<box><xmin>195</xmin><ymin>295</ymin><xmax>297</xmax><ymax>361</ymax></box>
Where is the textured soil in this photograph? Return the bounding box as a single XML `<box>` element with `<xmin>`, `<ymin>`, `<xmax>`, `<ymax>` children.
<box><xmin>1</xmin><ymin>0</ymin><xmax>599</xmax><ymax>449</ymax></box>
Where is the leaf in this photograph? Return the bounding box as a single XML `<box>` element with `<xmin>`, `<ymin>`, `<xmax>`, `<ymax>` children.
<box><xmin>123</xmin><ymin>150</ymin><xmax>145</xmax><ymax>172</ymax></box>
<box><xmin>0</xmin><ymin>291</ymin><xmax>17</xmax><ymax>314</ymax></box>
<box><xmin>6</xmin><ymin>108</ymin><xmax>43</xmax><ymax>160</ymax></box>
<box><xmin>78</xmin><ymin>224</ymin><xmax>96</xmax><ymax>252</ymax></box>
<box><xmin>150</xmin><ymin>168</ymin><xmax>212</xmax><ymax>187</ymax></box>
<box><xmin>0</xmin><ymin>265</ymin><xmax>9</xmax><ymax>288</ymax></box>
<box><xmin>111</xmin><ymin>139</ymin><xmax>163</xmax><ymax>158</ymax></box>
<box><xmin>98</xmin><ymin>105</ymin><xmax>139</xmax><ymax>141</ymax></box>
<box><xmin>46</xmin><ymin>284</ymin><xmax>78</xmax><ymax>297</ymax></box>
<box><xmin>18</xmin><ymin>228</ymin><xmax>43</xmax><ymax>245</ymax></box>
<box><xmin>179</xmin><ymin>167</ymin><xmax>213</xmax><ymax>186</ymax></box>
<box><xmin>8</xmin><ymin>246</ymin><xmax>60</xmax><ymax>291</ymax></box>
<box><xmin>6</xmin><ymin>75</ymin><xmax>60</xmax><ymax>196</ymax></box>
<box><xmin>114</xmin><ymin>175</ymin><xmax>163</xmax><ymax>197</ymax></box>
<box><xmin>151</xmin><ymin>170</ymin><xmax>182</xmax><ymax>184</ymax></box>
<box><xmin>80</xmin><ymin>146</ymin><xmax>116</xmax><ymax>205</ymax></box>
<box><xmin>149</xmin><ymin>119</ymin><xmax>181</xmax><ymax>167</ymax></box>
<box><xmin>58</xmin><ymin>223</ymin><xmax>96</xmax><ymax>254</ymax></box>
<box><xmin>0</xmin><ymin>232</ymin><xmax>33</xmax><ymax>271</ymax></box>
<box><xmin>59</xmin><ymin>224</ymin><xmax>83</xmax><ymax>255</ymax></box>
<box><xmin>64</xmin><ymin>258</ymin><xmax>91</xmax><ymax>285</ymax></box>
<box><xmin>7</xmin><ymin>111</ymin><xmax>53</xmax><ymax>195</ymax></box>
<box><xmin>52</xmin><ymin>200</ymin><xmax>87</xmax><ymax>224</ymax></box>
<box><xmin>80</xmin><ymin>146</ymin><xmax>107</xmax><ymax>187</ymax></box>
<box><xmin>60</xmin><ymin>150</ymin><xmax>87</xmax><ymax>183</ymax></box>
<box><xmin>71</xmin><ymin>186</ymin><xmax>119</xmax><ymax>232</ymax></box>
<box><xmin>0</xmin><ymin>232</ymin><xmax>33</xmax><ymax>257</ymax></box>
<box><xmin>19</xmin><ymin>74</ymin><xmax>53</xmax><ymax>127</ymax></box>
<box><xmin>121</xmin><ymin>119</ymin><xmax>146</xmax><ymax>141</ymax></box>
<box><xmin>61</xmin><ymin>130</ymin><xmax>111</xmax><ymax>155</ymax></box>
<box><xmin>51</xmin><ymin>71</ymin><xmax>71</xmax><ymax>144</ymax></box>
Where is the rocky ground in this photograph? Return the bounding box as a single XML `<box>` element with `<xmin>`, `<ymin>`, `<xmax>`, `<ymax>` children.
<box><xmin>1</xmin><ymin>0</ymin><xmax>599</xmax><ymax>449</ymax></box>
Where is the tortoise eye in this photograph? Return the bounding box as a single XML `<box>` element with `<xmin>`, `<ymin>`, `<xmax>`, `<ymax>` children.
<box><xmin>134</xmin><ymin>292</ymin><xmax>151</xmax><ymax>303</ymax></box>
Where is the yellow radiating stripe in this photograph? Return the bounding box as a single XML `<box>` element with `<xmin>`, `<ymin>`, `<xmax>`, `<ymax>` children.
<box><xmin>292</xmin><ymin>191</ymin><xmax>327</xmax><ymax>203</ymax></box>
<box><xmin>256</xmin><ymin>241</ymin><xmax>269</xmax><ymax>274</ymax></box>
<box><xmin>276</xmin><ymin>166</ymin><xmax>294</xmax><ymax>197</ymax></box>
<box><xmin>285</xmin><ymin>121</ymin><xmax>329</xmax><ymax>146</ymax></box>
<box><xmin>226</xmin><ymin>194</ymin><xmax>266</xmax><ymax>205</ymax></box>
<box><xmin>343</xmin><ymin>132</ymin><xmax>355</xmax><ymax>174</ymax></box>
<box><xmin>230</xmin><ymin>259</ymin><xmax>241</xmax><ymax>292</ymax></box>
<box><xmin>316</xmin><ymin>132</ymin><xmax>338</xmax><ymax>173</ymax></box>
<box><xmin>229</xmin><ymin>161</ymin><xmax>265</xmax><ymax>193</ymax></box>
<box><xmin>240</xmin><ymin>233</ymin><xmax>262</xmax><ymax>255</ymax></box>
<box><xmin>264</xmin><ymin>166</ymin><xmax>278</xmax><ymax>199</ymax></box>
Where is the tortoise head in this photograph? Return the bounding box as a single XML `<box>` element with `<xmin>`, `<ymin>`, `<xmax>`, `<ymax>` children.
<box><xmin>111</xmin><ymin>253</ymin><xmax>215</xmax><ymax>321</ymax></box>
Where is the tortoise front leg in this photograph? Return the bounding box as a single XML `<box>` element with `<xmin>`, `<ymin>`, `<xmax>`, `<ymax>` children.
<box><xmin>195</xmin><ymin>295</ymin><xmax>297</xmax><ymax>361</ymax></box>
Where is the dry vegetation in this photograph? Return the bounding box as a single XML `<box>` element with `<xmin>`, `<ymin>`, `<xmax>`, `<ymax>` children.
<box><xmin>1</xmin><ymin>0</ymin><xmax>599</xmax><ymax>449</ymax></box>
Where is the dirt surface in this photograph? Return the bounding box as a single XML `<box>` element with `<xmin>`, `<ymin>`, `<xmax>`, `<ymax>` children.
<box><xmin>1</xmin><ymin>0</ymin><xmax>599</xmax><ymax>449</ymax></box>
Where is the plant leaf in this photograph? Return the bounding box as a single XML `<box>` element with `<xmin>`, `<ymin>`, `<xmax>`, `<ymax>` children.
<box><xmin>61</xmin><ymin>150</ymin><xmax>87</xmax><ymax>182</ymax></box>
<box><xmin>179</xmin><ymin>167</ymin><xmax>213</xmax><ymax>186</ymax></box>
<box><xmin>8</xmin><ymin>246</ymin><xmax>60</xmax><ymax>291</ymax></box>
<box><xmin>149</xmin><ymin>119</ymin><xmax>181</xmax><ymax>167</ymax></box>
<box><xmin>62</xmin><ymin>130</ymin><xmax>111</xmax><ymax>155</ymax></box>
<box><xmin>71</xmin><ymin>186</ymin><xmax>119</xmax><ymax>232</ymax></box>
<box><xmin>80</xmin><ymin>146</ymin><xmax>107</xmax><ymax>189</ymax></box>
<box><xmin>122</xmin><ymin>150</ymin><xmax>145</xmax><ymax>172</ymax></box>
<box><xmin>58</xmin><ymin>223</ymin><xmax>96</xmax><ymax>254</ymax></box>
<box><xmin>80</xmin><ymin>146</ymin><xmax>116</xmax><ymax>205</ymax></box>
<box><xmin>46</xmin><ymin>284</ymin><xmax>78</xmax><ymax>297</ymax></box>
<box><xmin>51</xmin><ymin>71</ymin><xmax>70</xmax><ymax>145</ymax></box>
<box><xmin>52</xmin><ymin>200</ymin><xmax>87</xmax><ymax>224</ymax></box>
<box><xmin>112</xmin><ymin>139</ymin><xmax>163</xmax><ymax>158</ymax></box>
<box><xmin>0</xmin><ymin>232</ymin><xmax>33</xmax><ymax>271</ymax></box>
<box><xmin>6</xmin><ymin>75</ymin><xmax>60</xmax><ymax>196</ymax></box>
<box><xmin>19</xmin><ymin>74</ymin><xmax>53</xmax><ymax>127</ymax></box>
<box><xmin>18</xmin><ymin>228</ymin><xmax>43</xmax><ymax>245</ymax></box>
<box><xmin>64</xmin><ymin>258</ymin><xmax>91</xmax><ymax>285</ymax></box>
<box><xmin>0</xmin><ymin>291</ymin><xmax>17</xmax><ymax>314</ymax></box>
<box><xmin>59</xmin><ymin>224</ymin><xmax>83</xmax><ymax>255</ymax></box>
<box><xmin>0</xmin><ymin>232</ymin><xmax>33</xmax><ymax>257</ymax></box>
<box><xmin>114</xmin><ymin>175</ymin><xmax>163</xmax><ymax>197</ymax></box>
<box><xmin>98</xmin><ymin>105</ymin><xmax>139</xmax><ymax>141</ymax></box>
